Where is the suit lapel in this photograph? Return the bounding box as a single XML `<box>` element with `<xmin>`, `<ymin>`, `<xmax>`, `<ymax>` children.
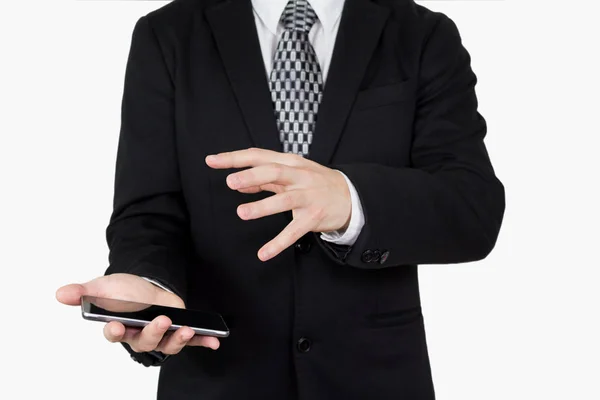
<box><xmin>310</xmin><ymin>0</ymin><xmax>390</xmax><ymax>166</ymax></box>
<box><xmin>206</xmin><ymin>0</ymin><xmax>282</xmax><ymax>153</ymax></box>
<box><xmin>205</xmin><ymin>0</ymin><xmax>390</xmax><ymax>163</ymax></box>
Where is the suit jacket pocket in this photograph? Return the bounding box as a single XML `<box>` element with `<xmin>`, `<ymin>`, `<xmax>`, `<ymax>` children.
<box><xmin>353</xmin><ymin>80</ymin><xmax>414</xmax><ymax>111</ymax></box>
<box><xmin>366</xmin><ymin>306</ymin><xmax>423</xmax><ymax>329</ymax></box>
<box><xmin>367</xmin><ymin>265</ymin><xmax>421</xmax><ymax>328</ymax></box>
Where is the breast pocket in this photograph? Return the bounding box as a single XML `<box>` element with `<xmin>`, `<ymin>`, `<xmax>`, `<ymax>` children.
<box><xmin>353</xmin><ymin>79</ymin><xmax>414</xmax><ymax>111</ymax></box>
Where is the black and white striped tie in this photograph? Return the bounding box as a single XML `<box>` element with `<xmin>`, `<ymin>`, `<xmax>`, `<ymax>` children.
<box><xmin>269</xmin><ymin>0</ymin><xmax>323</xmax><ymax>157</ymax></box>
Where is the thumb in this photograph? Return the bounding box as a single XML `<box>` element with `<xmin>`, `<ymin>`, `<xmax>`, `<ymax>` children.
<box><xmin>56</xmin><ymin>283</ymin><xmax>87</xmax><ymax>306</ymax></box>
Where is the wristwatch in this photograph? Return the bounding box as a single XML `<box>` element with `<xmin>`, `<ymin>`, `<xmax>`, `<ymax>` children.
<box><xmin>122</xmin><ymin>342</ymin><xmax>170</xmax><ymax>367</ymax></box>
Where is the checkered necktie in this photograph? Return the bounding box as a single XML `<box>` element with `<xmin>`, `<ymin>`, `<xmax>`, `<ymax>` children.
<box><xmin>269</xmin><ymin>0</ymin><xmax>323</xmax><ymax>157</ymax></box>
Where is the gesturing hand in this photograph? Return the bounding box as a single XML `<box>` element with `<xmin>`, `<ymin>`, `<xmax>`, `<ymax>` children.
<box><xmin>205</xmin><ymin>148</ymin><xmax>352</xmax><ymax>262</ymax></box>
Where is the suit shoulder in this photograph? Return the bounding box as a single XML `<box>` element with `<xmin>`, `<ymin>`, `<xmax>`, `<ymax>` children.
<box><xmin>412</xmin><ymin>2</ymin><xmax>461</xmax><ymax>39</ymax></box>
<box><xmin>142</xmin><ymin>0</ymin><xmax>213</xmax><ymax>33</ymax></box>
<box><xmin>381</xmin><ymin>1</ymin><xmax>458</xmax><ymax>38</ymax></box>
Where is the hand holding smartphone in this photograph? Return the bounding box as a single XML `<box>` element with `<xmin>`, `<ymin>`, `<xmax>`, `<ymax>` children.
<box><xmin>56</xmin><ymin>273</ymin><xmax>223</xmax><ymax>355</ymax></box>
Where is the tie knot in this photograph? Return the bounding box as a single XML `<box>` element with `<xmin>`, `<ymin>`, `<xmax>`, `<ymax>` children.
<box><xmin>281</xmin><ymin>0</ymin><xmax>318</xmax><ymax>33</ymax></box>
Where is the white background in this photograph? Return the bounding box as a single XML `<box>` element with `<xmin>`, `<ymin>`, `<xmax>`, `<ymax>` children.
<box><xmin>1</xmin><ymin>0</ymin><xmax>599</xmax><ymax>399</ymax></box>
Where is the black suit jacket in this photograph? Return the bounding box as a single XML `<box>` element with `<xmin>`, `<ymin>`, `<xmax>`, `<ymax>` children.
<box><xmin>105</xmin><ymin>0</ymin><xmax>505</xmax><ymax>398</ymax></box>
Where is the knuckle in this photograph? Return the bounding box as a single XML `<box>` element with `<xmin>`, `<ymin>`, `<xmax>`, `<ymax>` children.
<box><xmin>273</xmin><ymin>163</ymin><xmax>284</xmax><ymax>179</ymax></box>
<box><xmin>310</xmin><ymin>207</ymin><xmax>325</xmax><ymax>222</ymax></box>
<box><xmin>304</xmin><ymin>170</ymin><xmax>318</xmax><ymax>186</ymax></box>
<box><xmin>282</xmin><ymin>193</ymin><xmax>295</xmax><ymax>209</ymax></box>
<box><xmin>292</xmin><ymin>226</ymin><xmax>304</xmax><ymax>239</ymax></box>
<box><xmin>177</xmin><ymin>335</ymin><xmax>188</xmax><ymax>345</ymax></box>
<box><xmin>282</xmin><ymin>227</ymin><xmax>299</xmax><ymax>243</ymax></box>
<box><xmin>288</xmin><ymin>153</ymin><xmax>303</xmax><ymax>166</ymax></box>
<box><xmin>294</xmin><ymin>191</ymin><xmax>306</xmax><ymax>208</ymax></box>
<box><xmin>244</xmin><ymin>169</ymin><xmax>254</xmax><ymax>183</ymax></box>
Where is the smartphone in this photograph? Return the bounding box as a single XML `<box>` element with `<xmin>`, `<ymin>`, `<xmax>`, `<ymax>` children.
<box><xmin>81</xmin><ymin>295</ymin><xmax>230</xmax><ymax>337</ymax></box>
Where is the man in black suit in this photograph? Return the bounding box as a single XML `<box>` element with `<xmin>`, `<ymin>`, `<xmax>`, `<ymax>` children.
<box><xmin>57</xmin><ymin>0</ymin><xmax>504</xmax><ymax>398</ymax></box>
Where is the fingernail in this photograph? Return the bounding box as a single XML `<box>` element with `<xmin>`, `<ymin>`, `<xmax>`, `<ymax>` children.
<box><xmin>227</xmin><ymin>175</ymin><xmax>239</xmax><ymax>189</ymax></box>
<box><xmin>259</xmin><ymin>249</ymin><xmax>271</xmax><ymax>261</ymax></box>
<box><xmin>238</xmin><ymin>205</ymin><xmax>250</xmax><ymax>219</ymax></box>
<box><xmin>182</xmin><ymin>332</ymin><xmax>194</xmax><ymax>341</ymax></box>
<box><xmin>206</xmin><ymin>155</ymin><xmax>217</xmax><ymax>163</ymax></box>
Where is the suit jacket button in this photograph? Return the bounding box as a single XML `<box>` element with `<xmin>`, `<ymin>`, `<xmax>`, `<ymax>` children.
<box><xmin>361</xmin><ymin>250</ymin><xmax>374</xmax><ymax>263</ymax></box>
<box><xmin>372</xmin><ymin>250</ymin><xmax>382</xmax><ymax>263</ymax></box>
<box><xmin>295</xmin><ymin>240</ymin><xmax>312</xmax><ymax>254</ymax></box>
<box><xmin>379</xmin><ymin>251</ymin><xmax>390</xmax><ymax>264</ymax></box>
<box><xmin>297</xmin><ymin>337</ymin><xmax>312</xmax><ymax>353</ymax></box>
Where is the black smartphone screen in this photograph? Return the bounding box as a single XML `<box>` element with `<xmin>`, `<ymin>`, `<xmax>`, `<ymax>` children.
<box><xmin>81</xmin><ymin>296</ymin><xmax>229</xmax><ymax>336</ymax></box>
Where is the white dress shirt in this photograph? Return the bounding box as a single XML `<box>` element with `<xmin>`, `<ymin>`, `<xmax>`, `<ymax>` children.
<box><xmin>252</xmin><ymin>0</ymin><xmax>365</xmax><ymax>245</ymax></box>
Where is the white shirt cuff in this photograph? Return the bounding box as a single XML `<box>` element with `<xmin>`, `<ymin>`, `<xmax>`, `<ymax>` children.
<box><xmin>320</xmin><ymin>171</ymin><xmax>365</xmax><ymax>246</ymax></box>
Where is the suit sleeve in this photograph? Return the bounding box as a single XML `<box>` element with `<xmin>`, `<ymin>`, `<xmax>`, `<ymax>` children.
<box><xmin>104</xmin><ymin>16</ymin><xmax>190</xmax><ymax>302</ymax></box>
<box><xmin>319</xmin><ymin>15</ymin><xmax>505</xmax><ymax>269</ymax></box>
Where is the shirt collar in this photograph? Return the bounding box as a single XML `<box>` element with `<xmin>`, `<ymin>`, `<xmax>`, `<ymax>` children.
<box><xmin>252</xmin><ymin>0</ymin><xmax>345</xmax><ymax>36</ymax></box>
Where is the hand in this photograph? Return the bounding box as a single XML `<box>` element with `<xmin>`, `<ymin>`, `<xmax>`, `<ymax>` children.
<box><xmin>206</xmin><ymin>148</ymin><xmax>352</xmax><ymax>261</ymax></box>
<box><xmin>56</xmin><ymin>273</ymin><xmax>220</xmax><ymax>354</ymax></box>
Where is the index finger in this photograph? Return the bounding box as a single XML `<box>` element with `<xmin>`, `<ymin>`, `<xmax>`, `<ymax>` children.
<box><xmin>258</xmin><ymin>218</ymin><xmax>311</xmax><ymax>262</ymax></box>
<box><xmin>205</xmin><ymin>148</ymin><xmax>302</xmax><ymax>169</ymax></box>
